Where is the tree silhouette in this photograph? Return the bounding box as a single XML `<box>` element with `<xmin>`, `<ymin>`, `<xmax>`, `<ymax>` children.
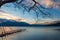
<box><xmin>0</xmin><ymin>0</ymin><xmax>16</xmax><ymax>7</ymax></box>
<box><xmin>0</xmin><ymin>0</ymin><xmax>53</xmax><ymax>22</ymax></box>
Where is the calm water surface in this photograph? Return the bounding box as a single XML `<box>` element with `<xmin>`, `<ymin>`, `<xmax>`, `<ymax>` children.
<box><xmin>0</xmin><ymin>27</ymin><xmax>60</xmax><ymax>40</ymax></box>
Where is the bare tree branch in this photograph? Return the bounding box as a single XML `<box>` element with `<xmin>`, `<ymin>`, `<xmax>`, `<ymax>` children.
<box><xmin>0</xmin><ymin>0</ymin><xmax>17</xmax><ymax>7</ymax></box>
<box><xmin>0</xmin><ymin>0</ymin><xmax>53</xmax><ymax>23</ymax></box>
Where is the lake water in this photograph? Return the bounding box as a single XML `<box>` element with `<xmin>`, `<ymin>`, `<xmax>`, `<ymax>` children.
<box><xmin>0</xmin><ymin>27</ymin><xmax>60</xmax><ymax>40</ymax></box>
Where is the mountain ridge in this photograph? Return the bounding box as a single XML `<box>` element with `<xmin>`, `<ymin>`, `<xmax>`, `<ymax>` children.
<box><xmin>0</xmin><ymin>18</ymin><xmax>60</xmax><ymax>26</ymax></box>
<box><xmin>0</xmin><ymin>18</ymin><xmax>30</xmax><ymax>26</ymax></box>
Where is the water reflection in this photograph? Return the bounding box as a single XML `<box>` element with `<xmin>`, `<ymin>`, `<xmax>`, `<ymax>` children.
<box><xmin>0</xmin><ymin>27</ymin><xmax>60</xmax><ymax>40</ymax></box>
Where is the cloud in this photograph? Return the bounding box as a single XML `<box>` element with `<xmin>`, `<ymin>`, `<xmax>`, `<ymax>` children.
<box><xmin>0</xmin><ymin>11</ymin><xmax>36</xmax><ymax>24</ymax></box>
<box><xmin>0</xmin><ymin>12</ymin><xmax>19</xmax><ymax>20</ymax></box>
<box><xmin>35</xmin><ymin>0</ymin><xmax>60</xmax><ymax>8</ymax></box>
<box><xmin>0</xmin><ymin>12</ymin><xmax>26</xmax><ymax>22</ymax></box>
<box><xmin>24</xmin><ymin>0</ymin><xmax>60</xmax><ymax>9</ymax></box>
<box><xmin>37</xmin><ymin>18</ymin><xmax>60</xmax><ymax>24</ymax></box>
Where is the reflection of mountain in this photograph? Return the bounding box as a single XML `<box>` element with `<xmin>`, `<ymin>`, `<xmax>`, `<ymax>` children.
<box><xmin>0</xmin><ymin>19</ymin><xmax>29</xmax><ymax>26</ymax></box>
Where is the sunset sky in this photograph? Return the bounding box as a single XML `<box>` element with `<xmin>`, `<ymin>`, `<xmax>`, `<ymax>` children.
<box><xmin>0</xmin><ymin>0</ymin><xmax>60</xmax><ymax>24</ymax></box>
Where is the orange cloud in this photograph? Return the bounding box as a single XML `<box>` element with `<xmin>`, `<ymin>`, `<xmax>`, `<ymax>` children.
<box><xmin>0</xmin><ymin>12</ymin><xmax>19</xmax><ymax>20</ymax></box>
<box><xmin>0</xmin><ymin>12</ymin><xmax>27</xmax><ymax>22</ymax></box>
<box><xmin>40</xmin><ymin>0</ymin><xmax>53</xmax><ymax>8</ymax></box>
<box><xmin>16</xmin><ymin>0</ymin><xmax>60</xmax><ymax>9</ymax></box>
<box><xmin>35</xmin><ymin>0</ymin><xmax>59</xmax><ymax>8</ymax></box>
<box><xmin>0</xmin><ymin>11</ymin><xmax>36</xmax><ymax>24</ymax></box>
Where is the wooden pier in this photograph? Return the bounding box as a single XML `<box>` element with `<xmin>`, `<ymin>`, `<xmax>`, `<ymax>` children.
<box><xmin>0</xmin><ymin>29</ymin><xmax>26</xmax><ymax>37</ymax></box>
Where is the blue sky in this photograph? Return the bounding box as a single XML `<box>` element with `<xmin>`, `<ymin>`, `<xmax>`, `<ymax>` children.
<box><xmin>0</xmin><ymin>0</ymin><xmax>60</xmax><ymax>24</ymax></box>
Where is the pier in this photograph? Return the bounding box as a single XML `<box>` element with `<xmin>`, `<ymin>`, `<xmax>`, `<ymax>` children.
<box><xmin>0</xmin><ymin>27</ymin><xmax>26</xmax><ymax>37</ymax></box>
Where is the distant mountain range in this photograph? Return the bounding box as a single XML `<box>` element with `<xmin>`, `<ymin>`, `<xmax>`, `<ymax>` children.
<box><xmin>0</xmin><ymin>18</ymin><xmax>60</xmax><ymax>26</ymax></box>
<box><xmin>45</xmin><ymin>21</ymin><xmax>60</xmax><ymax>26</ymax></box>
<box><xmin>31</xmin><ymin>21</ymin><xmax>60</xmax><ymax>26</ymax></box>
<box><xmin>0</xmin><ymin>19</ymin><xmax>30</xmax><ymax>26</ymax></box>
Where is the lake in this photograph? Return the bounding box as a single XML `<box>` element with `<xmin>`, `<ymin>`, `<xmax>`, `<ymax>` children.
<box><xmin>0</xmin><ymin>27</ymin><xmax>60</xmax><ymax>40</ymax></box>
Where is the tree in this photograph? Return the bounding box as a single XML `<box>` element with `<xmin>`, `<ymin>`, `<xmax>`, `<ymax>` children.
<box><xmin>0</xmin><ymin>0</ymin><xmax>16</xmax><ymax>6</ymax></box>
<box><xmin>0</xmin><ymin>0</ymin><xmax>52</xmax><ymax>23</ymax></box>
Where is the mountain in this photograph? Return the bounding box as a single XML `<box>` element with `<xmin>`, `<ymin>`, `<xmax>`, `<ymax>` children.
<box><xmin>0</xmin><ymin>19</ymin><xmax>29</xmax><ymax>26</ymax></box>
<box><xmin>0</xmin><ymin>18</ymin><xmax>60</xmax><ymax>26</ymax></box>
<box><xmin>45</xmin><ymin>21</ymin><xmax>60</xmax><ymax>26</ymax></box>
<box><xmin>30</xmin><ymin>21</ymin><xmax>60</xmax><ymax>26</ymax></box>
